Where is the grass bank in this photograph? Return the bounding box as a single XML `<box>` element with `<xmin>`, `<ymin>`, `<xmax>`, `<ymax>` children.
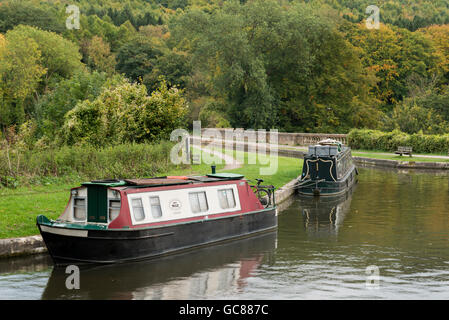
<box><xmin>223</xmin><ymin>149</ymin><xmax>301</xmax><ymax>189</ymax></box>
<box><xmin>352</xmin><ymin>151</ymin><xmax>449</xmax><ymax>163</ymax></box>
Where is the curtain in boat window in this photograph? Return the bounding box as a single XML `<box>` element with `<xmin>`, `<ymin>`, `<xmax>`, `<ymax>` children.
<box><xmin>227</xmin><ymin>189</ymin><xmax>236</xmax><ymax>208</ymax></box>
<box><xmin>132</xmin><ymin>198</ymin><xmax>145</xmax><ymax>221</ymax></box>
<box><xmin>189</xmin><ymin>191</ymin><xmax>208</xmax><ymax>213</ymax></box>
<box><xmin>109</xmin><ymin>199</ymin><xmax>121</xmax><ymax>221</ymax></box>
<box><xmin>73</xmin><ymin>198</ymin><xmax>86</xmax><ymax>221</ymax></box>
<box><xmin>218</xmin><ymin>189</ymin><xmax>236</xmax><ymax>209</ymax></box>
<box><xmin>150</xmin><ymin>196</ymin><xmax>162</xmax><ymax>218</ymax></box>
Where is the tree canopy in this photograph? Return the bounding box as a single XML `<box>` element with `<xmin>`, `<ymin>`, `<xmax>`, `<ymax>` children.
<box><xmin>1</xmin><ymin>0</ymin><xmax>449</xmax><ymax>143</ymax></box>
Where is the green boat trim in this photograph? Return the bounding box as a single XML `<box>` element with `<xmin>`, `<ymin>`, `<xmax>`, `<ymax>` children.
<box><xmin>81</xmin><ymin>180</ymin><xmax>127</xmax><ymax>187</ymax></box>
<box><xmin>37</xmin><ymin>214</ymin><xmax>108</xmax><ymax>231</ymax></box>
<box><xmin>206</xmin><ymin>173</ymin><xmax>244</xmax><ymax>179</ymax></box>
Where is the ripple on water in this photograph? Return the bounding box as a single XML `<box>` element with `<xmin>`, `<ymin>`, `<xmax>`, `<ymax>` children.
<box><xmin>0</xmin><ymin>271</ymin><xmax>51</xmax><ymax>300</ymax></box>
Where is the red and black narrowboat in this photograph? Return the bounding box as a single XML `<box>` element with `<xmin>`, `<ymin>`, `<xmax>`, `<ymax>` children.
<box><xmin>36</xmin><ymin>172</ymin><xmax>276</xmax><ymax>265</ymax></box>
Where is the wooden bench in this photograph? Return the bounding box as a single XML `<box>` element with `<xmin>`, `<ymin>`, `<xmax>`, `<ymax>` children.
<box><xmin>395</xmin><ymin>146</ymin><xmax>412</xmax><ymax>157</ymax></box>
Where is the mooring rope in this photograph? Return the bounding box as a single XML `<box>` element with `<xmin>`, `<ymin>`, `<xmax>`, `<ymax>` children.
<box><xmin>278</xmin><ymin>178</ymin><xmax>326</xmax><ymax>191</ymax></box>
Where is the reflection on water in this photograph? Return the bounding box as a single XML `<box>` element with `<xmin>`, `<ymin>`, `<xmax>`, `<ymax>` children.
<box><xmin>299</xmin><ymin>185</ymin><xmax>355</xmax><ymax>238</ymax></box>
<box><xmin>41</xmin><ymin>232</ymin><xmax>277</xmax><ymax>300</ymax></box>
<box><xmin>0</xmin><ymin>254</ymin><xmax>53</xmax><ymax>300</ymax></box>
<box><xmin>1</xmin><ymin>166</ymin><xmax>449</xmax><ymax>299</ymax></box>
<box><xmin>0</xmin><ymin>254</ymin><xmax>53</xmax><ymax>275</ymax></box>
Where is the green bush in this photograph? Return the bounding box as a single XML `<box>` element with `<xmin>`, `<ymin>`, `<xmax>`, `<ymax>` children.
<box><xmin>35</xmin><ymin>71</ymin><xmax>122</xmax><ymax>139</ymax></box>
<box><xmin>61</xmin><ymin>79</ymin><xmax>188</xmax><ymax>146</ymax></box>
<box><xmin>382</xmin><ymin>103</ymin><xmax>449</xmax><ymax>135</ymax></box>
<box><xmin>348</xmin><ymin>129</ymin><xmax>449</xmax><ymax>154</ymax></box>
<box><xmin>0</xmin><ymin>141</ymin><xmax>188</xmax><ymax>188</ymax></box>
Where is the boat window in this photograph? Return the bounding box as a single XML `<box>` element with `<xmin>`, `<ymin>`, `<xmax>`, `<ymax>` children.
<box><xmin>109</xmin><ymin>199</ymin><xmax>121</xmax><ymax>221</ymax></box>
<box><xmin>73</xmin><ymin>197</ymin><xmax>87</xmax><ymax>221</ymax></box>
<box><xmin>218</xmin><ymin>189</ymin><xmax>236</xmax><ymax>209</ymax></box>
<box><xmin>189</xmin><ymin>191</ymin><xmax>208</xmax><ymax>213</ymax></box>
<box><xmin>132</xmin><ymin>198</ymin><xmax>145</xmax><ymax>221</ymax></box>
<box><xmin>149</xmin><ymin>196</ymin><xmax>162</xmax><ymax>218</ymax></box>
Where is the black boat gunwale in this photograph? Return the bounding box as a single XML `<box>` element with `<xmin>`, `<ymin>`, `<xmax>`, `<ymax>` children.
<box><xmin>38</xmin><ymin>207</ymin><xmax>277</xmax><ymax>265</ymax></box>
<box><xmin>47</xmin><ymin>225</ymin><xmax>277</xmax><ymax>265</ymax></box>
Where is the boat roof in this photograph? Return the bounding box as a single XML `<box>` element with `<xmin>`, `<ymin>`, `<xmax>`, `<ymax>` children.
<box><xmin>306</xmin><ymin>144</ymin><xmax>351</xmax><ymax>158</ymax></box>
<box><xmin>318</xmin><ymin>139</ymin><xmax>342</xmax><ymax>146</ymax></box>
<box><xmin>81</xmin><ymin>173</ymin><xmax>245</xmax><ymax>188</ymax></box>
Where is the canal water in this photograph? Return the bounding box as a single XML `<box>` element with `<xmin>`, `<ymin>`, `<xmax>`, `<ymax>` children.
<box><xmin>1</xmin><ymin>166</ymin><xmax>448</xmax><ymax>299</ymax></box>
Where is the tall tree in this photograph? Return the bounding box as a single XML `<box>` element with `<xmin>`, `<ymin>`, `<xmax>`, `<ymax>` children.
<box><xmin>0</xmin><ymin>1</ymin><xmax>65</xmax><ymax>34</ymax></box>
<box><xmin>6</xmin><ymin>25</ymin><xmax>84</xmax><ymax>94</ymax></box>
<box><xmin>82</xmin><ymin>36</ymin><xmax>116</xmax><ymax>75</ymax></box>
<box><xmin>0</xmin><ymin>31</ymin><xmax>46</xmax><ymax>128</ymax></box>
<box><xmin>116</xmin><ymin>35</ymin><xmax>162</xmax><ymax>83</ymax></box>
<box><xmin>418</xmin><ymin>25</ymin><xmax>449</xmax><ymax>82</ymax></box>
<box><xmin>171</xmin><ymin>1</ymin><xmax>379</xmax><ymax>131</ymax></box>
<box><xmin>344</xmin><ymin>22</ymin><xmax>443</xmax><ymax>110</ymax></box>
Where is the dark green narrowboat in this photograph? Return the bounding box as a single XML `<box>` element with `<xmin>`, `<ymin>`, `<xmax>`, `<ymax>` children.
<box><xmin>297</xmin><ymin>139</ymin><xmax>357</xmax><ymax>196</ymax></box>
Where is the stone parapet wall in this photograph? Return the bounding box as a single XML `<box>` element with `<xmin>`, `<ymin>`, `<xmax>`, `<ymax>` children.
<box><xmin>200</xmin><ymin>128</ymin><xmax>347</xmax><ymax>146</ymax></box>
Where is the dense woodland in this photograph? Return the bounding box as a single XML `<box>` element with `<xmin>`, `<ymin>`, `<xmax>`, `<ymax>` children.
<box><xmin>1</xmin><ymin>0</ymin><xmax>449</xmax><ymax>147</ymax></box>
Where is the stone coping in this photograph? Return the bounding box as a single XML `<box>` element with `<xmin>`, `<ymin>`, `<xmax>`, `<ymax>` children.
<box><xmin>353</xmin><ymin>156</ymin><xmax>449</xmax><ymax>170</ymax></box>
<box><xmin>0</xmin><ymin>235</ymin><xmax>46</xmax><ymax>258</ymax></box>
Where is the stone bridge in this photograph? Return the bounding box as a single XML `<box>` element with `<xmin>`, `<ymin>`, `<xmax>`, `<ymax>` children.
<box><xmin>200</xmin><ymin>128</ymin><xmax>347</xmax><ymax>146</ymax></box>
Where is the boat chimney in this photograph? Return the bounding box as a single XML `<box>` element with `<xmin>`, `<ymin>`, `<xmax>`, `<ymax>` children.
<box><xmin>211</xmin><ymin>165</ymin><xmax>216</xmax><ymax>174</ymax></box>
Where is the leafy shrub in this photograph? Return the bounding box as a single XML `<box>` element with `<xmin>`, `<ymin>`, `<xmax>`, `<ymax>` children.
<box><xmin>348</xmin><ymin>129</ymin><xmax>449</xmax><ymax>154</ymax></box>
<box><xmin>382</xmin><ymin>103</ymin><xmax>449</xmax><ymax>134</ymax></box>
<box><xmin>61</xmin><ymin>79</ymin><xmax>188</xmax><ymax>146</ymax></box>
<box><xmin>35</xmin><ymin>71</ymin><xmax>122</xmax><ymax>139</ymax></box>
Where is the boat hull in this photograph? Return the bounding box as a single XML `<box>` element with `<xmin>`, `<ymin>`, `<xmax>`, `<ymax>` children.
<box><xmin>297</xmin><ymin>166</ymin><xmax>357</xmax><ymax>196</ymax></box>
<box><xmin>37</xmin><ymin>208</ymin><xmax>277</xmax><ymax>265</ymax></box>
